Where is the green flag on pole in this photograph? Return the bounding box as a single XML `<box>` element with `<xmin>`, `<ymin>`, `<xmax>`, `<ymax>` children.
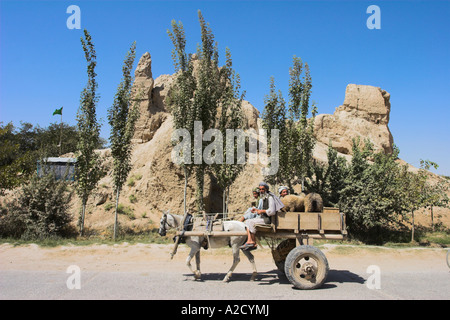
<box><xmin>53</xmin><ymin>107</ymin><xmax>63</xmax><ymax>116</ymax></box>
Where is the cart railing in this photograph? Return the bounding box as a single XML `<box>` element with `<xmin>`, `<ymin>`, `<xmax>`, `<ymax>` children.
<box><xmin>176</xmin><ymin>207</ymin><xmax>347</xmax><ymax>241</ymax></box>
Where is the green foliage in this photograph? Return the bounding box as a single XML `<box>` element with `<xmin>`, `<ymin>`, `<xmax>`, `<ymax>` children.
<box><xmin>129</xmin><ymin>194</ymin><xmax>137</xmax><ymax>203</ymax></box>
<box><xmin>167</xmin><ymin>19</ymin><xmax>196</xmax><ymax>136</ymax></box>
<box><xmin>262</xmin><ymin>77</ymin><xmax>286</xmax><ymax>140</ymax></box>
<box><xmin>107</xmin><ymin>41</ymin><xmax>140</xmax><ymax>240</ymax></box>
<box><xmin>0</xmin><ymin>123</ymin><xmax>33</xmax><ymax>192</ymax></box>
<box><xmin>286</xmin><ymin>57</ymin><xmax>317</xmax><ymax>189</ymax></box>
<box><xmin>261</xmin><ymin>77</ymin><xmax>288</xmax><ymax>186</ymax></box>
<box><xmin>167</xmin><ymin>18</ymin><xmax>196</xmax><ymax>192</ymax></box>
<box><xmin>307</xmin><ymin>138</ymin><xmax>449</xmax><ymax>244</ymax></box>
<box><xmin>75</xmin><ymin>30</ymin><xmax>104</xmax><ymax>235</ymax></box>
<box><xmin>262</xmin><ymin>56</ymin><xmax>317</xmax><ymax>189</ymax></box>
<box><xmin>104</xmin><ymin>202</ymin><xmax>114</xmax><ymax>211</ymax></box>
<box><xmin>108</xmin><ymin>41</ymin><xmax>140</xmax><ymax>194</ymax></box>
<box><xmin>127</xmin><ymin>177</ymin><xmax>136</xmax><ymax>187</ymax></box>
<box><xmin>191</xmin><ymin>10</ymin><xmax>221</xmax><ymax>211</ymax></box>
<box><xmin>338</xmin><ymin>140</ymin><xmax>409</xmax><ymax>243</ymax></box>
<box><xmin>117</xmin><ymin>204</ymin><xmax>135</xmax><ymax>219</ymax></box>
<box><xmin>0</xmin><ymin>173</ymin><xmax>74</xmax><ymax>239</ymax></box>
<box><xmin>168</xmin><ymin>10</ymin><xmax>246</xmax><ymax>212</ymax></box>
<box><xmin>418</xmin><ymin>160</ymin><xmax>449</xmax><ymax>211</ymax></box>
<box><xmin>212</xmin><ymin>48</ymin><xmax>247</xmax><ymax>213</ymax></box>
<box><xmin>0</xmin><ymin>121</ymin><xmax>105</xmax><ymax>193</ymax></box>
<box><xmin>396</xmin><ymin>158</ymin><xmax>449</xmax><ymax>237</ymax></box>
<box><xmin>306</xmin><ymin>143</ymin><xmax>349</xmax><ymax>207</ymax></box>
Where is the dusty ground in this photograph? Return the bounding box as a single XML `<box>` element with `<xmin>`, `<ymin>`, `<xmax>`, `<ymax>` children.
<box><xmin>1</xmin><ymin>242</ymin><xmax>449</xmax><ymax>300</ymax></box>
<box><xmin>0</xmin><ymin>242</ymin><xmax>447</xmax><ymax>274</ymax></box>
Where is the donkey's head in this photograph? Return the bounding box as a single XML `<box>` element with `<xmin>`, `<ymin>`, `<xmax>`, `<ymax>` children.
<box><xmin>158</xmin><ymin>211</ymin><xmax>177</xmax><ymax>236</ymax></box>
<box><xmin>158</xmin><ymin>213</ymin><xmax>168</xmax><ymax>236</ymax></box>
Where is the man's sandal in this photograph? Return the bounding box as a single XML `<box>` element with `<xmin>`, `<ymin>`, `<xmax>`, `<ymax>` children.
<box><xmin>239</xmin><ymin>243</ymin><xmax>257</xmax><ymax>251</ymax></box>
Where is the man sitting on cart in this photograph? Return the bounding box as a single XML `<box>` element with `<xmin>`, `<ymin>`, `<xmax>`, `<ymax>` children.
<box><xmin>278</xmin><ymin>186</ymin><xmax>289</xmax><ymax>198</ymax></box>
<box><xmin>238</xmin><ymin>187</ymin><xmax>263</xmax><ymax>222</ymax></box>
<box><xmin>239</xmin><ymin>182</ymin><xmax>284</xmax><ymax>251</ymax></box>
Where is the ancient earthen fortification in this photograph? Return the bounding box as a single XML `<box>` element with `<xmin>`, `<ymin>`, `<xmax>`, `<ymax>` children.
<box><xmin>75</xmin><ymin>52</ymin><xmax>447</xmax><ymax>233</ymax></box>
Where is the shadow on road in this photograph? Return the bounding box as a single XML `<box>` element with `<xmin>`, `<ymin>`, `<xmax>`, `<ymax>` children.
<box><xmin>320</xmin><ymin>269</ymin><xmax>366</xmax><ymax>289</ymax></box>
<box><xmin>182</xmin><ymin>269</ymin><xmax>285</xmax><ymax>283</ymax></box>
<box><xmin>183</xmin><ymin>268</ymin><xmax>365</xmax><ymax>290</ymax></box>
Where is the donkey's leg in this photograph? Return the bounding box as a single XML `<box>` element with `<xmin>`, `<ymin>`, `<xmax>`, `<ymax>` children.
<box><xmin>186</xmin><ymin>242</ymin><xmax>202</xmax><ymax>280</ymax></box>
<box><xmin>223</xmin><ymin>243</ymin><xmax>241</xmax><ymax>282</ymax></box>
<box><xmin>194</xmin><ymin>250</ymin><xmax>201</xmax><ymax>278</ymax></box>
<box><xmin>242</xmin><ymin>249</ymin><xmax>257</xmax><ymax>281</ymax></box>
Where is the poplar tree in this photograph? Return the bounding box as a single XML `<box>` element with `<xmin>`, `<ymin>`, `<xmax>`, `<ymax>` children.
<box><xmin>75</xmin><ymin>30</ymin><xmax>103</xmax><ymax>235</ymax></box>
<box><xmin>417</xmin><ymin>160</ymin><xmax>449</xmax><ymax>231</ymax></box>
<box><xmin>286</xmin><ymin>56</ymin><xmax>317</xmax><ymax>191</ymax></box>
<box><xmin>191</xmin><ymin>10</ymin><xmax>220</xmax><ymax>211</ymax></box>
<box><xmin>167</xmin><ymin>18</ymin><xmax>196</xmax><ymax>215</ymax></box>
<box><xmin>262</xmin><ymin>56</ymin><xmax>317</xmax><ymax>190</ymax></box>
<box><xmin>261</xmin><ymin>77</ymin><xmax>288</xmax><ymax>186</ymax></box>
<box><xmin>108</xmin><ymin>42</ymin><xmax>140</xmax><ymax>240</ymax></box>
<box><xmin>213</xmin><ymin>48</ymin><xmax>246</xmax><ymax>215</ymax></box>
<box><xmin>168</xmin><ymin>10</ymin><xmax>243</xmax><ymax>213</ymax></box>
<box><xmin>398</xmin><ymin>160</ymin><xmax>449</xmax><ymax>241</ymax></box>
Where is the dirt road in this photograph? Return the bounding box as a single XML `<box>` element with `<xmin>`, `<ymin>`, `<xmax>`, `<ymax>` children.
<box><xmin>0</xmin><ymin>243</ymin><xmax>449</xmax><ymax>301</ymax></box>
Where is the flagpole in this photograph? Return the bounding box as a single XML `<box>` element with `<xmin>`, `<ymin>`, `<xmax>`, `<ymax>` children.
<box><xmin>52</xmin><ymin>107</ymin><xmax>63</xmax><ymax>156</ymax></box>
<box><xmin>60</xmin><ymin>112</ymin><xmax>62</xmax><ymax>156</ymax></box>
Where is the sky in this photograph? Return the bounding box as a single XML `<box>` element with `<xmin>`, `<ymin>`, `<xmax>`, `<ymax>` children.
<box><xmin>1</xmin><ymin>0</ymin><xmax>449</xmax><ymax>176</ymax></box>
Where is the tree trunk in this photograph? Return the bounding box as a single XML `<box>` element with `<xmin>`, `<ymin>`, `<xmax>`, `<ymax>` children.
<box><xmin>184</xmin><ymin>167</ymin><xmax>188</xmax><ymax>215</ymax></box>
<box><xmin>222</xmin><ymin>188</ymin><xmax>226</xmax><ymax>217</ymax></box>
<box><xmin>430</xmin><ymin>206</ymin><xmax>434</xmax><ymax>231</ymax></box>
<box><xmin>113</xmin><ymin>188</ymin><xmax>120</xmax><ymax>241</ymax></box>
<box><xmin>80</xmin><ymin>198</ymin><xmax>87</xmax><ymax>236</ymax></box>
<box><xmin>195</xmin><ymin>166</ymin><xmax>204</xmax><ymax>212</ymax></box>
<box><xmin>226</xmin><ymin>186</ymin><xmax>230</xmax><ymax>218</ymax></box>
<box><xmin>411</xmin><ymin>209</ymin><xmax>415</xmax><ymax>242</ymax></box>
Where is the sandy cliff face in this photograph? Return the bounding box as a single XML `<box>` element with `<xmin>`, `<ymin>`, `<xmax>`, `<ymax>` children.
<box><xmin>132</xmin><ymin>53</ymin><xmax>394</xmax><ymax>157</ymax></box>
<box><xmin>131</xmin><ymin>52</ymin><xmax>169</xmax><ymax>144</ymax></box>
<box><xmin>314</xmin><ymin>84</ymin><xmax>394</xmax><ymax>155</ymax></box>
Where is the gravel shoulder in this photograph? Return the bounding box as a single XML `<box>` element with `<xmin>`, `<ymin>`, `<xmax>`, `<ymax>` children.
<box><xmin>1</xmin><ymin>242</ymin><xmax>449</xmax><ymax>300</ymax></box>
<box><xmin>1</xmin><ymin>242</ymin><xmax>447</xmax><ymax>273</ymax></box>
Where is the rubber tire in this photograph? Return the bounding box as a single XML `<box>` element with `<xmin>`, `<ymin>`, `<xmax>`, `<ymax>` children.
<box><xmin>284</xmin><ymin>245</ymin><xmax>329</xmax><ymax>290</ymax></box>
<box><xmin>272</xmin><ymin>239</ymin><xmax>296</xmax><ymax>274</ymax></box>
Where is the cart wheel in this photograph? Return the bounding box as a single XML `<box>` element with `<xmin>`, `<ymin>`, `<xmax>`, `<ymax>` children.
<box><xmin>272</xmin><ymin>239</ymin><xmax>296</xmax><ymax>274</ymax></box>
<box><xmin>284</xmin><ymin>245</ymin><xmax>329</xmax><ymax>290</ymax></box>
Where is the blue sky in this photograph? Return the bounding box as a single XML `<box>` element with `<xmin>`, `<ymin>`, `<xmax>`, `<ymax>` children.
<box><xmin>1</xmin><ymin>0</ymin><xmax>449</xmax><ymax>175</ymax></box>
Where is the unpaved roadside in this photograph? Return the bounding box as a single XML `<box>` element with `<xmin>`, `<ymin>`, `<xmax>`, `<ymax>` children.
<box><xmin>1</xmin><ymin>243</ymin><xmax>449</xmax><ymax>300</ymax></box>
<box><xmin>0</xmin><ymin>242</ymin><xmax>447</xmax><ymax>274</ymax></box>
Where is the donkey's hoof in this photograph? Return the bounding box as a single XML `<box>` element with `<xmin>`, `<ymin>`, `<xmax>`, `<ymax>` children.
<box><xmin>250</xmin><ymin>272</ymin><xmax>257</xmax><ymax>281</ymax></box>
<box><xmin>223</xmin><ymin>272</ymin><xmax>232</xmax><ymax>282</ymax></box>
<box><xmin>193</xmin><ymin>271</ymin><xmax>202</xmax><ymax>280</ymax></box>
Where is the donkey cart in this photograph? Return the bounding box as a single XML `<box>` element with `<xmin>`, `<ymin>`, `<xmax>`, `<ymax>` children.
<box><xmin>167</xmin><ymin>207</ymin><xmax>347</xmax><ymax>290</ymax></box>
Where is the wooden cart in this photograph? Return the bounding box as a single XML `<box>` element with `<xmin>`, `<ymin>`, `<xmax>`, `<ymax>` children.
<box><xmin>176</xmin><ymin>207</ymin><xmax>347</xmax><ymax>290</ymax></box>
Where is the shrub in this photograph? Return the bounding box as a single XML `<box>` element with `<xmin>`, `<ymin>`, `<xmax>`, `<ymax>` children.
<box><xmin>104</xmin><ymin>202</ymin><xmax>114</xmax><ymax>211</ymax></box>
<box><xmin>117</xmin><ymin>204</ymin><xmax>135</xmax><ymax>219</ymax></box>
<box><xmin>0</xmin><ymin>173</ymin><xmax>74</xmax><ymax>239</ymax></box>
<box><xmin>129</xmin><ymin>194</ymin><xmax>137</xmax><ymax>203</ymax></box>
<box><xmin>127</xmin><ymin>177</ymin><xmax>135</xmax><ymax>187</ymax></box>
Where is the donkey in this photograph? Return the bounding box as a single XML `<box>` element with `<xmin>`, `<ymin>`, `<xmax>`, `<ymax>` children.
<box><xmin>158</xmin><ymin>213</ymin><xmax>257</xmax><ymax>282</ymax></box>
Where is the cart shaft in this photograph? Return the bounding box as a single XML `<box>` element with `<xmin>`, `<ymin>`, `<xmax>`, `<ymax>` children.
<box><xmin>176</xmin><ymin>230</ymin><xmax>345</xmax><ymax>240</ymax></box>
